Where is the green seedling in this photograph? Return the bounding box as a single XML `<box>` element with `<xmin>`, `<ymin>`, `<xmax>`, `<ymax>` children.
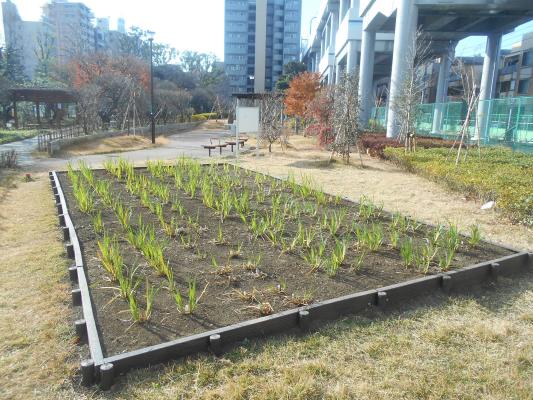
<box><xmin>243</xmin><ymin>254</ymin><xmax>262</xmax><ymax>271</ymax></box>
<box><xmin>171</xmin><ymin>197</ymin><xmax>185</xmax><ymax>216</ymax></box>
<box><xmin>351</xmin><ymin>249</ymin><xmax>367</xmax><ymax>272</ymax></box>
<box><xmin>388</xmin><ymin>230</ymin><xmax>400</xmax><ymax>249</ymax></box>
<box><xmin>287</xmin><ymin>291</ymin><xmax>314</xmax><ymax>307</ymax></box>
<box><xmin>438</xmin><ymin>247</ymin><xmax>455</xmax><ymax>271</ymax></box>
<box><xmin>468</xmin><ymin>225</ymin><xmax>481</xmax><ymax>247</ymax></box>
<box><xmin>211</xmin><ymin>256</ymin><xmax>232</xmax><ymax>275</ymax></box>
<box><xmin>414</xmin><ymin>241</ymin><xmax>438</xmax><ymax>274</ymax></box>
<box><xmin>114</xmin><ymin>202</ymin><xmax>132</xmax><ymax>228</ymax></box>
<box><xmin>92</xmin><ymin>210</ymin><xmax>104</xmax><ymax>235</ymax></box>
<box><xmin>326</xmin><ymin>239</ymin><xmax>347</xmax><ymax>277</ymax></box>
<box><xmin>444</xmin><ymin>223</ymin><xmax>461</xmax><ymax>252</ymax></box>
<box><xmin>174</xmin><ymin>279</ymin><xmax>205</xmax><ymax>314</ymax></box>
<box><xmin>400</xmin><ymin>238</ymin><xmax>415</xmax><ymax>267</ymax></box>
<box><xmin>214</xmin><ymin>223</ymin><xmax>225</xmax><ymax>245</ymax></box>
<box><xmin>97</xmin><ymin>233</ymin><xmax>123</xmax><ymax>282</ymax></box>
<box><xmin>117</xmin><ymin>265</ymin><xmax>141</xmax><ymax>299</ymax></box>
<box><xmin>127</xmin><ymin>279</ymin><xmax>158</xmax><ymax>323</ymax></box>
<box><xmin>72</xmin><ymin>180</ymin><xmax>94</xmax><ymax>213</ymax></box>
<box><xmin>391</xmin><ymin>212</ymin><xmax>409</xmax><ymax>233</ymax></box>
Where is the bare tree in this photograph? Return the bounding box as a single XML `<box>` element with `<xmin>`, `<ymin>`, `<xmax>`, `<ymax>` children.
<box><xmin>76</xmin><ymin>84</ymin><xmax>101</xmax><ymax>133</ymax></box>
<box><xmin>448</xmin><ymin>58</ymin><xmax>480</xmax><ymax>164</ymax></box>
<box><xmin>331</xmin><ymin>72</ymin><xmax>364</xmax><ymax>165</ymax></box>
<box><xmin>390</xmin><ymin>28</ymin><xmax>432</xmax><ymax>151</ymax></box>
<box><xmin>259</xmin><ymin>93</ymin><xmax>284</xmax><ymax>153</ymax></box>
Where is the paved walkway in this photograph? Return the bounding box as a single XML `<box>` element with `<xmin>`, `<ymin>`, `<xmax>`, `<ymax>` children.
<box><xmin>4</xmin><ymin>128</ymin><xmax>247</xmax><ymax>172</ymax></box>
<box><xmin>0</xmin><ymin>136</ymin><xmax>39</xmax><ymax>167</ymax></box>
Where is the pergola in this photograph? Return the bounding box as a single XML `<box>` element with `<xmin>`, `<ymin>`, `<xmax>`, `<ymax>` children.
<box><xmin>8</xmin><ymin>88</ymin><xmax>77</xmax><ymax>128</ymax></box>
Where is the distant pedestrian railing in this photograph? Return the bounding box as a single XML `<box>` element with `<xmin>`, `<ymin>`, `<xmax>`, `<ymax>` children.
<box><xmin>41</xmin><ymin>122</ymin><xmax>202</xmax><ymax>155</ymax></box>
<box><xmin>37</xmin><ymin>126</ymin><xmax>85</xmax><ymax>152</ymax></box>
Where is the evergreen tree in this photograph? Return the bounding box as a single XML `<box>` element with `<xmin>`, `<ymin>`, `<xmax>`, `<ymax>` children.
<box><xmin>0</xmin><ymin>46</ymin><xmax>27</xmax><ymax>84</ymax></box>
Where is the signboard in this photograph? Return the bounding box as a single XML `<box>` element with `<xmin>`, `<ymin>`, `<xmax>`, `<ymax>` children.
<box><xmin>236</xmin><ymin>106</ymin><xmax>260</xmax><ymax>134</ymax></box>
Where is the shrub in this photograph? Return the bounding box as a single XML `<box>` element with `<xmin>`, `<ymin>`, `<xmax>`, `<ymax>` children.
<box><xmin>360</xmin><ymin>133</ymin><xmax>454</xmax><ymax>159</ymax></box>
<box><xmin>0</xmin><ymin>150</ymin><xmax>18</xmax><ymax>168</ymax></box>
<box><xmin>384</xmin><ymin>147</ymin><xmax>533</xmax><ymax>226</ymax></box>
<box><xmin>191</xmin><ymin>113</ymin><xmax>218</xmax><ymax>122</ymax></box>
<box><xmin>191</xmin><ymin>115</ymin><xmax>207</xmax><ymax>122</ymax></box>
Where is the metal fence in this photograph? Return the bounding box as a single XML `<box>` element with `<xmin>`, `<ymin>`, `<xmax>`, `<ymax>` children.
<box><xmin>370</xmin><ymin>96</ymin><xmax>533</xmax><ymax>151</ymax></box>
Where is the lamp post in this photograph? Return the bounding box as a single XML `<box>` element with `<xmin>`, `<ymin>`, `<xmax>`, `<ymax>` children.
<box><xmin>148</xmin><ymin>33</ymin><xmax>155</xmax><ymax>144</ymax></box>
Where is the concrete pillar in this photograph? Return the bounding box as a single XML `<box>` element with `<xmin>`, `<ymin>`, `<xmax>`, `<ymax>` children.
<box><xmin>431</xmin><ymin>50</ymin><xmax>453</xmax><ymax>134</ymax></box>
<box><xmin>358</xmin><ymin>30</ymin><xmax>376</xmax><ymax>126</ymax></box>
<box><xmin>476</xmin><ymin>33</ymin><xmax>502</xmax><ymax>141</ymax></box>
<box><xmin>36</xmin><ymin>101</ymin><xmax>41</xmax><ymax>125</ymax></box>
<box><xmin>13</xmin><ymin>101</ymin><xmax>18</xmax><ymax>129</ymax></box>
<box><xmin>330</xmin><ymin>12</ymin><xmax>338</xmax><ymax>49</ymax></box>
<box><xmin>335</xmin><ymin>62</ymin><xmax>340</xmax><ymax>84</ymax></box>
<box><xmin>340</xmin><ymin>0</ymin><xmax>346</xmax><ymax>21</ymax></box>
<box><xmin>386</xmin><ymin>0</ymin><xmax>418</xmax><ymax>138</ymax></box>
<box><xmin>347</xmin><ymin>40</ymin><xmax>359</xmax><ymax>74</ymax></box>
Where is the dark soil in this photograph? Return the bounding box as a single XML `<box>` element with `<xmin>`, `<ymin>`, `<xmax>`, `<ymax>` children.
<box><xmin>58</xmin><ymin>166</ymin><xmax>513</xmax><ymax>357</ymax></box>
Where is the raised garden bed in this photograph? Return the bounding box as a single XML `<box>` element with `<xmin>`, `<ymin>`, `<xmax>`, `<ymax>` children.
<box><xmin>50</xmin><ymin>159</ymin><xmax>532</xmax><ymax>390</ymax></box>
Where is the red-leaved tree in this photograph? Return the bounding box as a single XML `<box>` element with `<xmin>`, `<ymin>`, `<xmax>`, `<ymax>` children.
<box><xmin>284</xmin><ymin>72</ymin><xmax>320</xmax><ymax>118</ymax></box>
<box><xmin>304</xmin><ymin>86</ymin><xmax>335</xmax><ymax>146</ymax></box>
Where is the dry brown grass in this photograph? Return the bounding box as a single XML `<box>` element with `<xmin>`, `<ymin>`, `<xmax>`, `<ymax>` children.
<box><xmin>238</xmin><ymin>134</ymin><xmax>533</xmax><ymax>251</ymax></box>
<box><xmin>203</xmin><ymin>119</ymin><xmax>229</xmax><ymax>130</ymax></box>
<box><xmin>0</xmin><ymin>172</ymin><xmax>76</xmax><ymax>400</ymax></box>
<box><xmin>60</xmin><ymin>135</ymin><xmax>168</xmax><ymax>157</ymax></box>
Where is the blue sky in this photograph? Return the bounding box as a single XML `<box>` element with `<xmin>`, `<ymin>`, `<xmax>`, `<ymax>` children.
<box><xmin>13</xmin><ymin>0</ymin><xmax>533</xmax><ymax>60</ymax></box>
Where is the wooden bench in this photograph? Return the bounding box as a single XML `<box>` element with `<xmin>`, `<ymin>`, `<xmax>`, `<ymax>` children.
<box><xmin>202</xmin><ymin>145</ymin><xmax>216</xmax><ymax>157</ymax></box>
<box><xmin>225</xmin><ymin>141</ymin><xmax>237</xmax><ymax>152</ymax></box>
<box><xmin>214</xmin><ymin>143</ymin><xmax>227</xmax><ymax>155</ymax></box>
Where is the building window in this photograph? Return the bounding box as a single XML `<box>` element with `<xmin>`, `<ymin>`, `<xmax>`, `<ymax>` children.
<box><xmin>500</xmin><ymin>81</ymin><xmax>511</xmax><ymax>93</ymax></box>
<box><xmin>518</xmin><ymin>79</ymin><xmax>529</xmax><ymax>95</ymax></box>
<box><xmin>523</xmin><ymin>51</ymin><xmax>533</xmax><ymax>67</ymax></box>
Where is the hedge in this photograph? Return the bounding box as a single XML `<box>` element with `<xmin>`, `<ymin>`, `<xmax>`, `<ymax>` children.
<box><xmin>384</xmin><ymin>147</ymin><xmax>533</xmax><ymax>226</ymax></box>
<box><xmin>191</xmin><ymin>113</ymin><xmax>219</xmax><ymax>122</ymax></box>
<box><xmin>360</xmin><ymin>133</ymin><xmax>454</xmax><ymax>159</ymax></box>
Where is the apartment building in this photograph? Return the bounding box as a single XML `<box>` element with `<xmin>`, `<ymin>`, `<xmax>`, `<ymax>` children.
<box><xmin>1</xmin><ymin>0</ymin><xmax>129</xmax><ymax>79</ymax></box>
<box><xmin>498</xmin><ymin>32</ymin><xmax>533</xmax><ymax>97</ymax></box>
<box><xmin>42</xmin><ymin>0</ymin><xmax>95</xmax><ymax>66</ymax></box>
<box><xmin>1</xmin><ymin>0</ymin><xmax>42</xmax><ymax>79</ymax></box>
<box><xmin>224</xmin><ymin>0</ymin><xmax>302</xmax><ymax>93</ymax></box>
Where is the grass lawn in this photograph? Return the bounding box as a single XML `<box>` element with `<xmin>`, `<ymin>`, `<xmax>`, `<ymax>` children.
<box><xmin>384</xmin><ymin>147</ymin><xmax>533</xmax><ymax>227</ymax></box>
<box><xmin>0</xmin><ymin>169</ymin><xmax>531</xmax><ymax>400</ymax></box>
<box><xmin>0</xmin><ymin>129</ymin><xmax>41</xmax><ymax>145</ymax></box>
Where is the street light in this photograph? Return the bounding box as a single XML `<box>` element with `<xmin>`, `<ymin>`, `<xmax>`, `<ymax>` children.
<box><xmin>309</xmin><ymin>16</ymin><xmax>317</xmax><ymax>37</ymax></box>
<box><xmin>147</xmin><ymin>31</ymin><xmax>155</xmax><ymax>144</ymax></box>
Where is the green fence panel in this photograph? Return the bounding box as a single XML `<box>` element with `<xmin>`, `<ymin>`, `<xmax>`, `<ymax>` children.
<box><xmin>370</xmin><ymin>96</ymin><xmax>533</xmax><ymax>151</ymax></box>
